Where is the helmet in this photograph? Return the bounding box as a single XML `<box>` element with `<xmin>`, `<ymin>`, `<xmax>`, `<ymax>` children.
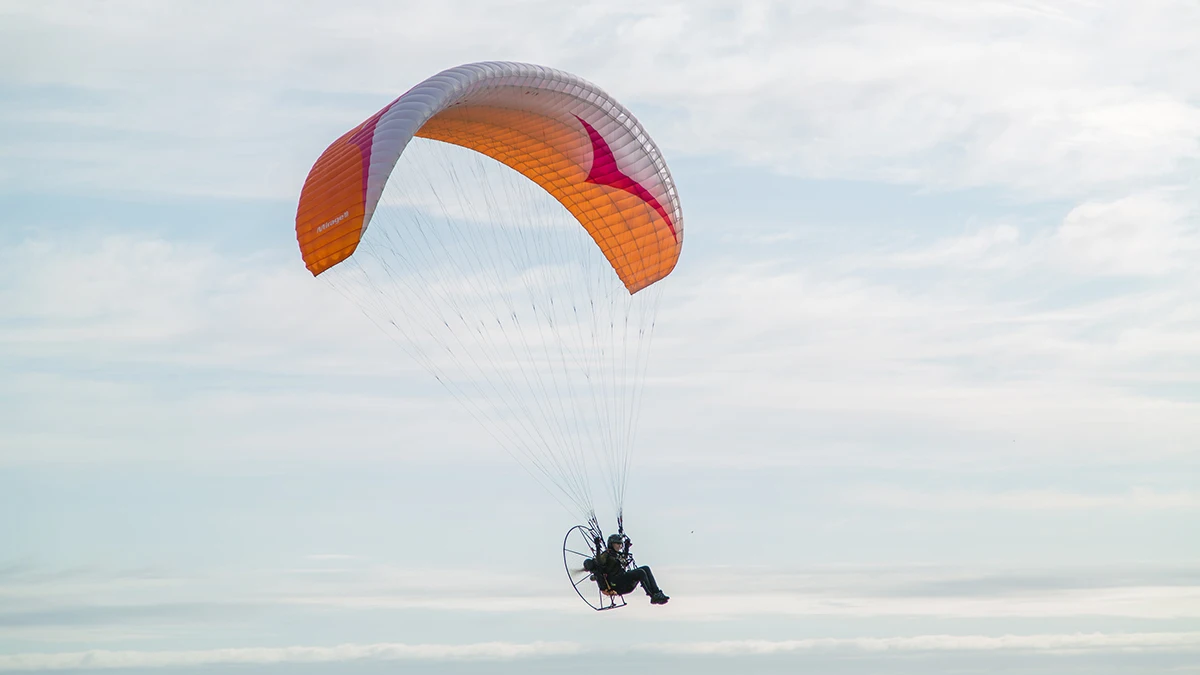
<box><xmin>607</xmin><ymin>533</ymin><xmax>624</xmax><ymax>546</ymax></box>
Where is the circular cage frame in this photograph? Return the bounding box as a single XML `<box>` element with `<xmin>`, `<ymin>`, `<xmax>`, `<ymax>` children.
<box><xmin>562</xmin><ymin>524</ymin><xmax>631</xmax><ymax>611</ymax></box>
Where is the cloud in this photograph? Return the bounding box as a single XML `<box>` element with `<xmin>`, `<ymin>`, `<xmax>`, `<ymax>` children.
<box><xmin>847</xmin><ymin>487</ymin><xmax>1200</xmax><ymax>511</ymax></box>
<box><xmin>653</xmin><ymin>564</ymin><xmax>1200</xmax><ymax>621</ymax></box>
<box><xmin>643</xmin><ymin>631</ymin><xmax>1200</xmax><ymax>655</ymax></box>
<box><xmin>876</xmin><ymin>567</ymin><xmax>1200</xmax><ymax>599</ymax></box>
<box><xmin>0</xmin><ymin>230</ymin><xmax>508</xmax><ymax>464</ymax></box>
<box><xmin>2</xmin><ymin>1</ymin><xmax>1198</xmax><ymax>200</ymax></box>
<box><xmin>0</xmin><ymin>603</ymin><xmax>253</xmax><ymax>629</ymax></box>
<box><xmin>0</xmin><ymin>0</ymin><xmax>587</xmax><ymax>200</ymax></box>
<box><xmin>4</xmin><ymin>5</ymin><xmax>1198</xmax><ymax>475</ymax></box>
<box><xmin>2</xmin><ymin>632</ymin><xmax>1198</xmax><ymax>670</ymax></box>
<box><xmin>645</xmin><ymin>264</ymin><xmax>1200</xmax><ymax>466</ymax></box>
<box><xmin>5</xmin><ymin>204</ymin><xmax>1200</xmax><ymax>470</ymax></box>
<box><xmin>271</xmin><ymin>565</ymin><xmax>1200</xmax><ymax>620</ymax></box>
<box><xmin>877</xmin><ymin>189</ymin><xmax>1200</xmax><ymax>277</ymax></box>
<box><xmin>9</xmin><ymin>560</ymin><xmax>1198</xmax><ymax>634</ymax></box>
<box><xmin>887</xmin><ymin>223</ymin><xmax>1026</xmax><ymax>270</ymax></box>
<box><xmin>607</xmin><ymin>1</ymin><xmax>1200</xmax><ymax>197</ymax></box>
<box><xmin>0</xmin><ymin>641</ymin><xmax>584</xmax><ymax>671</ymax></box>
<box><xmin>1052</xmin><ymin>191</ymin><xmax>1200</xmax><ymax>276</ymax></box>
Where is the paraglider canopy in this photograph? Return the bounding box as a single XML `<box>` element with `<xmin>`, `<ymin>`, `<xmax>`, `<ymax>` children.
<box><xmin>297</xmin><ymin>61</ymin><xmax>683</xmax><ymax>292</ymax></box>
<box><xmin>294</xmin><ymin>61</ymin><xmax>683</xmax><ymax>528</ymax></box>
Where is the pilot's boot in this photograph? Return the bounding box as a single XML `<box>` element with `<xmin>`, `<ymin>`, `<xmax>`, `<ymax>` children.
<box><xmin>650</xmin><ymin>591</ymin><xmax>670</xmax><ymax>605</ymax></box>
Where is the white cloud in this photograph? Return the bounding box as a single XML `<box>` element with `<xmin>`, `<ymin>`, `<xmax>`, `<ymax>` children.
<box><xmin>0</xmin><ymin>641</ymin><xmax>584</xmax><ymax>671</ymax></box>
<box><xmin>644</xmin><ymin>631</ymin><xmax>1200</xmax><ymax>655</ymax></box>
<box><xmin>2</xmin><ymin>1</ymin><xmax>1197</xmax><ymax>199</ymax></box>
<box><xmin>0</xmin><ymin>0</ymin><xmax>583</xmax><ymax>199</ymax></box>
<box><xmin>3</xmin><ymin>631</ymin><xmax>1198</xmax><ymax>670</ymax></box>
<box><xmin>1052</xmin><ymin>191</ymin><xmax>1200</xmax><ymax>276</ymax></box>
<box><xmin>659</xmin><ymin>572</ymin><xmax>1200</xmax><ymax>621</ymax></box>
<box><xmin>847</xmin><ymin>487</ymin><xmax>1200</xmax><ymax>511</ymax></box>
<box><xmin>5</xmin><ymin>214</ymin><xmax>1200</xmax><ymax>469</ymax></box>
<box><xmin>877</xmin><ymin>190</ymin><xmax>1200</xmax><ymax>277</ymax></box>
<box><xmin>8</xmin><ymin>561</ymin><xmax>1198</xmax><ymax>632</ymax></box>
<box><xmin>258</xmin><ymin>563</ymin><xmax>1200</xmax><ymax>620</ymax></box>
<box><xmin>645</xmin><ymin>259</ymin><xmax>1200</xmax><ymax>466</ymax></box>
<box><xmin>887</xmin><ymin>223</ymin><xmax>1026</xmax><ymax>269</ymax></box>
<box><xmin>572</xmin><ymin>1</ymin><xmax>1200</xmax><ymax>197</ymax></box>
<box><xmin>0</xmin><ymin>231</ymin><xmax>503</xmax><ymax>464</ymax></box>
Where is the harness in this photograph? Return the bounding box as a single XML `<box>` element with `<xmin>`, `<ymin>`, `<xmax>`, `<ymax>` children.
<box><xmin>592</xmin><ymin>538</ymin><xmax>634</xmax><ymax>596</ymax></box>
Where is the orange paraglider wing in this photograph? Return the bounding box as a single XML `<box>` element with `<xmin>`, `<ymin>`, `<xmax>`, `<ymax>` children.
<box><xmin>295</xmin><ymin>61</ymin><xmax>683</xmax><ymax>293</ymax></box>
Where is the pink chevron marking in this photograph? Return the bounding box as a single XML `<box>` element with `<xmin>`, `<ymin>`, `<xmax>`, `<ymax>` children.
<box><xmin>574</xmin><ymin>115</ymin><xmax>677</xmax><ymax>240</ymax></box>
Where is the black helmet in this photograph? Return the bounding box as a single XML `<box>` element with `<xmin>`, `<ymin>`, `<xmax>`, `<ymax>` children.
<box><xmin>607</xmin><ymin>533</ymin><xmax>624</xmax><ymax>546</ymax></box>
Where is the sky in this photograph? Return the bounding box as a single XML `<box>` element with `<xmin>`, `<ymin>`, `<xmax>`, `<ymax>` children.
<box><xmin>2</xmin><ymin>0</ymin><xmax>1199</xmax><ymax>673</ymax></box>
